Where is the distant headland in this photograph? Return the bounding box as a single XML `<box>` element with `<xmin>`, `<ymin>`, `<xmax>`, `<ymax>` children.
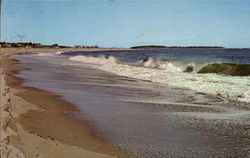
<box><xmin>130</xmin><ymin>45</ymin><xmax>225</xmax><ymax>49</ymax></box>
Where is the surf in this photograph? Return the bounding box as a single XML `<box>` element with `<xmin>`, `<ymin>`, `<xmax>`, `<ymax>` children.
<box><xmin>67</xmin><ymin>54</ymin><xmax>250</xmax><ymax>103</ymax></box>
<box><xmin>140</xmin><ymin>57</ymin><xmax>250</xmax><ymax>76</ymax></box>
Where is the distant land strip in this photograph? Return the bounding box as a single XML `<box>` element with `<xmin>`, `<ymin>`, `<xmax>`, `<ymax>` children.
<box><xmin>0</xmin><ymin>42</ymin><xmax>98</xmax><ymax>49</ymax></box>
<box><xmin>1</xmin><ymin>42</ymin><xmax>249</xmax><ymax>49</ymax></box>
<box><xmin>130</xmin><ymin>45</ymin><xmax>225</xmax><ymax>49</ymax></box>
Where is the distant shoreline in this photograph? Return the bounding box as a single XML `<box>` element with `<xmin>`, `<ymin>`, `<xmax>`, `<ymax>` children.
<box><xmin>1</xmin><ymin>42</ymin><xmax>249</xmax><ymax>50</ymax></box>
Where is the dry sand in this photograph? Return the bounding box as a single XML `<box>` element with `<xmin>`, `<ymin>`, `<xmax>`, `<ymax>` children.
<box><xmin>0</xmin><ymin>48</ymin><xmax>130</xmax><ymax>158</ymax></box>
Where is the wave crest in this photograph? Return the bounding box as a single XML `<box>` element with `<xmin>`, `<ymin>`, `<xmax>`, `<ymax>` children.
<box><xmin>141</xmin><ymin>57</ymin><xmax>250</xmax><ymax>76</ymax></box>
<box><xmin>198</xmin><ymin>63</ymin><xmax>250</xmax><ymax>76</ymax></box>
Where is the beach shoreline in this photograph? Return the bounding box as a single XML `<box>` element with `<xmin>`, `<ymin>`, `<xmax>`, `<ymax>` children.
<box><xmin>0</xmin><ymin>48</ymin><xmax>130</xmax><ymax>158</ymax></box>
<box><xmin>2</xmin><ymin>48</ymin><xmax>250</xmax><ymax>158</ymax></box>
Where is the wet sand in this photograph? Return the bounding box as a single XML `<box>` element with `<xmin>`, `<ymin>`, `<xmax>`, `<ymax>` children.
<box><xmin>0</xmin><ymin>48</ymin><xmax>130</xmax><ymax>158</ymax></box>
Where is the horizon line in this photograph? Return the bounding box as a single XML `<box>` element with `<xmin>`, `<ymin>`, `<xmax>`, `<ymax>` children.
<box><xmin>1</xmin><ymin>41</ymin><xmax>250</xmax><ymax>49</ymax></box>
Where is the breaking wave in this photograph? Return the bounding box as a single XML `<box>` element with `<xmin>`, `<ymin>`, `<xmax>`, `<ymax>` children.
<box><xmin>68</xmin><ymin>55</ymin><xmax>250</xmax><ymax>76</ymax></box>
<box><xmin>198</xmin><ymin>63</ymin><xmax>250</xmax><ymax>76</ymax></box>
<box><xmin>140</xmin><ymin>57</ymin><xmax>250</xmax><ymax>76</ymax></box>
<box><xmin>140</xmin><ymin>57</ymin><xmax>205</xmax><ymax>73</ymax></box>
<box><xmin>67</xmin><ymin>55</ymin><xmax>250</xmax><ymax>103</ymax></box>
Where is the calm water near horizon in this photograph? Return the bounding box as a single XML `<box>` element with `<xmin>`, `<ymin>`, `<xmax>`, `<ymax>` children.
<box><xmin>14</xmin><ymin>48</ymin><xmax>250</xmax><ymax>158</ymax></box>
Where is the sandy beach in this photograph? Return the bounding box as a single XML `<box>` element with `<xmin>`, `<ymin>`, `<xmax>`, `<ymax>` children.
<box><xmin>0</xmin><ymin>48</ymin><xmax>130</xmax><ymax>158</ymax></box>
<box><xmin>1</xmin><ymin>47</ymin><xmax>250</xmax><ymax>158</ymax></box>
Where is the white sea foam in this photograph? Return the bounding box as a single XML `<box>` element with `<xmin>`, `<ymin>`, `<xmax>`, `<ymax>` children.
<box><xmin>69</xmin><ymin>55</ymin><xmax>250</xmax><ymax>103</ymax></box>
<box><xmin>69</xmin><ymin>55</ymin><xmax>117</xmax><ymax>65</ymax></box>
<box><xmin>35</xmin><ymin>51</ymin><xmax>64</xmax><ymax>57</ymax></box>
<box><xmin>140</xmin><ymin>57</ymin><xmax>206</xmax><ymax>72</ymax></box>
<box><xmin>54</xmin><ymin>51</ymin><xmax>64</xmax><ymax>55</ymax></box>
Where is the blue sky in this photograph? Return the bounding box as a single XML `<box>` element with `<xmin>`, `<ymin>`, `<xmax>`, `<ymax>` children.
<box><xmin>2</xmin><ymin>0</ymin><xmax>250</xmax><ymax>48</ymax></box>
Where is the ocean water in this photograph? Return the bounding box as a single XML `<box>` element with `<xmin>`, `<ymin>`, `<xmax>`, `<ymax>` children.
<box><xmin>65</xmin><ymin>48</ymin><xmax>250</xmax><ymax>103</ymax></box>
<box><xmin>13</xmin><ymin>48</ymin><xmax>250</xmax><ymax>158</ymax></box>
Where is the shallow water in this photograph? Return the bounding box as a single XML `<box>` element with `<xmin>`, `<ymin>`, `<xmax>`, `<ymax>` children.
<box><xmin>14</xmin><ymin>53</ymin><xmax>250</xmax><ymax>158</ymax></box>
